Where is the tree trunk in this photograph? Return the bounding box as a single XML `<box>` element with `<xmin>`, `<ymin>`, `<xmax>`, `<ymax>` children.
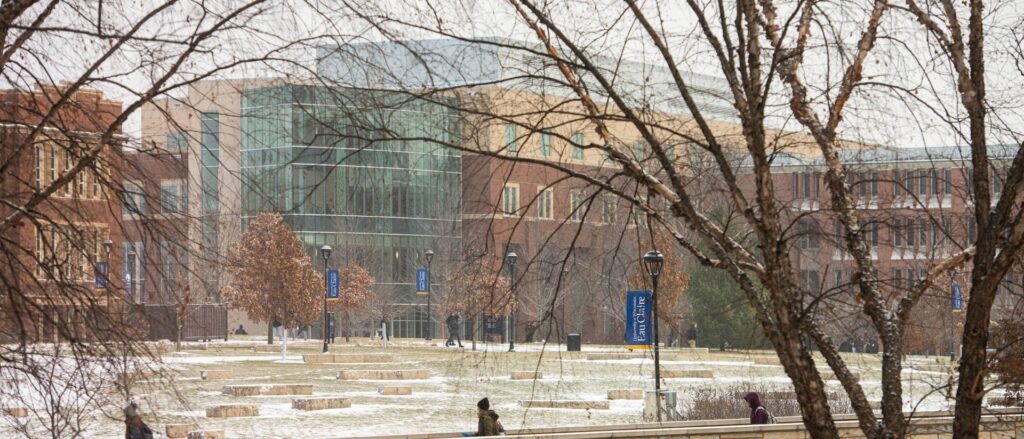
<box><xmin>344</xmin><ymin>310</ymin><xmax>351</xmax><ymax>342</ymax></box>
<box><xmin>471</xmin><ymin>316</ymin><xmax>476</xmax><ymax>351</ymax></box>
<box><xmin>953</xmin><ymin>275</ymin><xmax>1001</xmax><ymax>439</ymax></box>
<box><xmin>267</xmin><ymin>323</ymin><xmax>273</xmax><ymax>345</ymax></box>
<box><xmin>281</xmin><ymin>327</ymin><xmax>288</xmax><ymax>361</ymax></box>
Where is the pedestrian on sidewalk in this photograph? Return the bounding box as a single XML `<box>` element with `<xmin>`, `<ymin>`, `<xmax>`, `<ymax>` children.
<box><xmin>743</xmin><ymin>392</ymin><xmax>776</xmax><ymax>424</ymax></box>
<box><xmin>124</xmin><ymin>402</ymin><xmax>154</xmax><ymax>439</ymax></box>
<box><xmin>686</xmin><ymin>322</ymin><xmax>698</xmax><ymax>349</ymax></box>
<box><xmin>461</xmin><ymin>397</ymin><xmax>502</xmax><ymax>436</ymax></box>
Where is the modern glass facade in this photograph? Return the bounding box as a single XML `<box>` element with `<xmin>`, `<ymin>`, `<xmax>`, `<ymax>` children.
<box><xmin>240</xmin><ymin>84</ymin><xmax>462</xmax><ymax>338</ymax></box>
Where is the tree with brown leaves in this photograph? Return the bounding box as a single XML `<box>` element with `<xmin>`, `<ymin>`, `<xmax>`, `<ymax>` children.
<box><xmin>223</xmin><ymin>213</ymin><xmax>321</xmax><ymax>346</ymax></box>
<box><xmin>328</xmin><ymin>263</ymin><xmax>375</xmax><ymax>342</ymax></box>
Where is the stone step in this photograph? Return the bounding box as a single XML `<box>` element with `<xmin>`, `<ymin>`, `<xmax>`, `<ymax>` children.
<box><xmin>607</xmin><ymin>389</ymin><xmax>644</xmax><ymax>400</ymax></box>
<box><xmin>201</xmin><ymin>370</ymin><xmax>234</xmax><ymax>380</ymax></box>
<box><xmin>520</xmin><ymin>400</ymin><xmax>610</xmax><ymax>410</ymax></box>
<box><xmin>378</xmin><ymin>386</ymin><xmax>412</xmax><ymax>395</ymax></box>
<box><xmin>510</xmin><ymin>371</ymin><xmax>543</xmax><ymax>380</ymax></box>
<box><xmin>206</xmin><ymin>404</ymin><xmax>259</xmax><ymax>418</ymax></box>
<box><xmin>292</xmin><ymin>397</ymin><xmax>352</xmax><ymax>411</ymax></box>
<box><xmin>252</xmin><ymin>345</ymin><xmax>280</xmax><ymax>352</ymax></box>
<box><xmin>3</xmin><ymin>407</ymin><xmax>28</xmax><ymax>417</ymax></box>
<box><xmin>222</xmin><ymin>384</ymin><xmax>313</xmax><ymax>396</ymax></box>
<box><xmin>585</xmin><ymin>353</ymin><xmax>647</xmax><ymax>361</ymax></box>
<box><xmin>660</xmin><ymin>369</ymin><xmax>714</xmax><ymax>379</ymax></box>
<box><xmin>303</xmin><ymin>354</ymin><xmax>393</xmax><ymax>364</ymax></box>
<box><xmin>166</xmin><ymin>424</ymin><xmax>198</xmax><ymax>438</ymax></box>
<box><xmin>753</xmin><ymin>357</ymin><xmax>780</xmax><ymax>365</ymax></box>
<box><xmin>336</xmin><ymin>370</ymin><xmax>430</xmax><ymax>380</ymax></box>
<box><xmin>188</xmin><ymin>430</ymin><xmax>225</xmax><ymax>439</ymax></box>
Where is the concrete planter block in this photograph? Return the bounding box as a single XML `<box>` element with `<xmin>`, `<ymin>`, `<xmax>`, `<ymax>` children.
<box><xmin>661</xmin><ymin>369</ymin><xmax>714</xmax><ymax>379</ymax></box>
<box><xmin>201</xmin><ymin>370</ymin><xmax>234</xmax><ymax>380</ymax></box>
<box><xmin>3</xmin><ymin>407</ymin><xmax>28</xmax><ymax>417</ymax></box>
<box><xmin>608</xmin><ymin>390</ymin><xmax>644</xmax><ymax>400</ymax></box>
<box><xmin>222</xmin><ymin>384</ymin><xmax>313</xmax><ymax>396</ymax></box>
<box><xmin>753</xmin><ymin>357</ymin><xmax>780</xmax><ymax>365</ymax></box>
<box><xmin>252</xmin><ymin>345</ymin><xmax>280</xmax><ymax>352</ymax></box>
<box><xmin>303</xmin><ymin>354</ymin><xmax>393</xmax><ymax>364</ymax></box>
<box><xmin>292</xmin><ymin>397</ymin><xmax>352</xmax><ymax>410</ymax></box>
<box><xmin>586</xmin><ymin>353</ymin><xmax>646</xmax><ymax>361</ymax></box>
<box><xmin>206</xmin><ymin>404</ymin><xmax>259</xmax><ymax>418</ymax></box>
<box><xmin>520</xmin><ymin>400</ymin><xmax>610</xmax><ymax>410</ymax></box>
<box><xmin>377</xmin><ymin>386</ymin><xmax>412</xmax><ymax>395</ymax></box>
<box><xmin>166</xmin><ymin>424</ymin><xmax>198</xmax><ymax>438</ymax></box>
<box><xmin>187</xmin><ymin>430</ymin><xmax>225</xmax><ymax>439</ymax></box>
<box><xmin>336</xmin><ymin>370</ymin><xmax>430</xmax><ymax>380</ymax></box>
<box><xmin>511</xmin><ymin>371</ymin><xmax>543</xmax><ymax>380</ymax></box>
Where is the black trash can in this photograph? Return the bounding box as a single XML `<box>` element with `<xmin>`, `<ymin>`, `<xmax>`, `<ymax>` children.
<box><xmin>567</xmin><ymin>333</ymin><xmax>582</xmax><ymax>352</ymax></box>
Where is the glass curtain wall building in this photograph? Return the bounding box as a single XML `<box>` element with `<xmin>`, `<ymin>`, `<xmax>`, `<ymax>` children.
<box><xmin>240</xmin><ymin>84</ymin><xmax>462</xmax><ymax>338</ymax></box>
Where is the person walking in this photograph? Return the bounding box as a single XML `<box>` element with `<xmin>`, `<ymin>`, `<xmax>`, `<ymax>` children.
<box><xmin>124</xmin><ymin>402</ymin><xmax>154</xmax><ymax>439</ymax></box>
<box><xmin>743</xmin><ymin>392</ymin><xmax>775</xmax><ymax>424</ymax></box>
<box><xmin>686</xmin><ymin>322</ymin><xmax>698</xmax><ymax>349</ymax></box>
<box><xmin>445</xmin><ymin>314</ymin><xmax>457</xmax><ymax>347</ymax></box>
<box><xmin>454</xmin><ymin>313</ymin><xmax>464</xmax><ymax>347</ymax></box>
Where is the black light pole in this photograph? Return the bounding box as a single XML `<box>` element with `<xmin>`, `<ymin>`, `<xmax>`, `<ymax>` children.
<box><xmin>506</xmin><ymin>251</ymin><xmax>518</xmax><ymax>352</ymax></box>
<box><xmin>643</xmin><ymin>250</ymin><xmax>665</xmax><ymax>421</ymax></box>
<box><xmin>560</xmin><ymin>265</ymin><xmax>569</xmax><ymax>343</ymax></box>
<box><xmin>320</xmin><ymin>245</ymin><xmax>332</xmax><ymax>353</ymax></box>
<box><xmin>425</xmin><ymin>249</ymin><xmax>434</xmax><ymax>341</ymax></box>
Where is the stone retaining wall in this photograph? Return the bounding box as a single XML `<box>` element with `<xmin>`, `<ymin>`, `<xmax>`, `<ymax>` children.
<box><xmin>337</xmin><ymin>370</ymin><xmax>430</xmax><ymax>380</ymax></box>
<box><xmin>378</xmin><ymin>386</ymin><xmax>412</xmax><ymax>395</ymax></box>
<box><xmin>206</xmin><ymin>404</ymin><xmax>259</xmax><ymax>418</ymax></box>
<box><xmin>222</xmin><ymin>384</ymin><xmax>313</xmax><ymax>396</ymax></box>
<box><xmin>2</xmin><ymin>407</ymin><xmax>28</xmax><ymax>417</ymax></box>
<box><xmin>520</xmin><ymin>400</ymin><xmax>610</xmax><ymax>410</ymax></box>
<box><xmin>511</xmin><ymin>371</ymin><xmax>543</xmax><ymax>380</ymax></box>
<box><xmin>292</xmin><ymin>397</ymin><xmax>352</xmax><ymax>410</ymax></box>
<box><xmin>303</xmin><ymin>354</ymin><xmax>394</xmax><ymax>364</ymax></box>
<box><xmin>201</xmin><ymin>370</ymin><xmax>234</xmax><ymax>380</ymax></box>
<box><xmin>165</xmin><ymin>424</ymin><xmax>198</xmax><ymax>438</ymax></box>
<box><xmin>660</xmin><ymin>369</ymin><xmax>714</xmax><ymax>378</ymax></box>
<box><xmin>187</xmin><ymin>430</ymin><xmax>225</xmax><ymax>439</ymax></box>
<box><xmin>607</xmin><ymin>390</ymin><xmax>644</xmax><ymax>400</ymax></box>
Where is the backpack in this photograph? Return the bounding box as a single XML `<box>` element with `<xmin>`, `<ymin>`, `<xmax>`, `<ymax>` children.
<box><xmin>755</xmin><ymin>406</ymin><xmax>777</xmax><ymax>424</ymax></box>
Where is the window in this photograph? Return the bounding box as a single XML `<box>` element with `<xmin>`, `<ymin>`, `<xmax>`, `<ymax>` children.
<box><xmin>540</xmin><ymin>131</ymin><xmax>552</xmax><ymax>157</ymax></box>
<box><xmin>536</xmin><ymin>188</ymin><xmax>553</xmax><ymax>219</ymax></box>
<box><xmin>918</xmin><ymin>169</ymin><xmax>927</xmax><ymax>196</ymax></box>
<box><xmin>992</xmin><ymin>166</ymin><xmax>1005</xmax><ymax>195</ymax></box>
<box><xmin>966</xmin><ymin>215</ymin><xmax>976</xmax><ymax>243</ymax></box>
<box><xmin>799</xmin><ymin>270</ymin><xmax>820</xmax><ymax>292</ymax></box>
<box><xmin>166</xmin><ymin>131</ymin><xmax>187</xmax><ymax>153</ymax></box>
<box><xmin>906</xmin><ymin>268</ymin><xmax>916</xmax><ymax>289</ymax></box>
<box><xmin>858</xmin><ymin>172</ymin><xmax>866</xmax><ymax>197</ymax></box>
<box><xmin>160</xmin><ymin>241</ymin><xmax>187</xmax><ymax>296</ymax></box>
<box><xmin>803</xmin><ymin>173</ymin><xmax>812</xmax><ymax>198</ymax></box>
<box><xmin>570</xmin><ymin>190</ymin><xmax>585</xmax><ymax>221</ymax></box>
<box><xmin>35</xmin><ymin>225</ymin><xmax>104</xmax><ymax>281</ymax></box>
<box><xmin>869</xmin><ymin>221</ymin><xmax>879</xmax><ymax>246</ymax></box>
<box><xmin>161</xmin><ymin>181</ymin><xmax>185</xmax><ymax>213</ymax></box>
<box><xmin>504</xmin><ymin>123</ymin><xmax>518</xmax><ymax>153</ymax></box>
<box><xmin>633</xmin><ymin>141</ymin><xmax>645</xmax><ymax>161</ymax></box>
<box><xmin>932</xmin><ymin>169</ymin><xmax>939</xmax><ymax>195</ymax></box>
<box><xmin>124</xmin><ymin>242</ymin><xmax>146</xmax><ymax>304</ymax></box>
<box><xmin>123</xmin><ymin>182</ymin><xmax>145</xmax><ymax>215</ymax></box>
<box><xmin>797</xmin><ymin>219</ymin><xmax>820</xmax><ymax>249</ymax></box>
<box><xmin>502</xmin><ymin>185</ymin><xmax>519</xmax><ymax>216</ymax></box>
<box><xmin>893</xmin><ymin>268</ymin><xmax>902</xmax><ymax>289</ymax></box>
<box><xmin>602</xmin><ymin>195</ymin><xmax>617</xmax><ymax>224</ymax></box>
<box><xmin>918</xmin><ymin>217</ymin><xmax>927</xmax><ymax>247</ymax></box>
<box><xmin>906</xmin><ymin>170</ymin><xmax>915</xmax><ymax>195</ymax></box>
<box><xmin>870</xmin><ymin>172</ymin><xmax>878</xmax><ymax>196</ymax></box>
<box><xmin>944</xmin><ymin>169</ymin><xmax>952</xmax><ymax>195</ymax></box>
<box><xmin>893</xmin><ymin>169</ymin><xmax>901</xmax><ymax>196</ymax></box>
<box><xmin>201</xmin><ymin>112</ymin><xmax>220</xmax><ymax>215</ymax></box>
<box><xmin>906</xmin><ymin>217</ymin><xmax>915</xmax><ymax>246</ymax></box>
<box><xmin>571</xmin><ymin>132</ymin><xmax>584</xmax><ymax>160</ymax></box>
<box><xmin>893</xmin><ymin>218</ymin><xmax>902</xmax><ymax>246</ymax></box>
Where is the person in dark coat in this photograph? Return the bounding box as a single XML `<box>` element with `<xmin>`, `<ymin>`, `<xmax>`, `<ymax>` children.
<box><xmin>686</xmin><ymin>323</ymin><xmax>698</xmax><ymax>349</ymax></box>
<box><xmin>234</xmin><ymin>324</ymin><xmax>248</xmax><ymax>335</ymax></box>
<box><xmin>124</xmin><ymin>402</ymin><xmax>154</xmax><ymax>439</ymax></box>
<box><xmin>468</xmin><ymin>397</ymin><xmax>501</xmax><ymax>436</ymax></box>
<box><xmin>743</xmin><ymin>392</ymin><xmax>770</xmax><ymax>424</ymax></box>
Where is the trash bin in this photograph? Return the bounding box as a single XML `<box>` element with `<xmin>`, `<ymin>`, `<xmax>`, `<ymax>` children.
<box><xmin>644</xmin><ymin>390</ymin><xmax>681</xmax><ymax>422</ymax></box>
<box><xmin>567</xmin><ymin>333</ymin><xmax>582</xmax><ymax>351</ymax></box>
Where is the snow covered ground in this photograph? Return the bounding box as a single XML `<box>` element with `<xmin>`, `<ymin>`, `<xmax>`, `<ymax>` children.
<box><xmin>0</xmin><ymin>337</ymin><xmax>969</xmax><ymax>438</ymax></box>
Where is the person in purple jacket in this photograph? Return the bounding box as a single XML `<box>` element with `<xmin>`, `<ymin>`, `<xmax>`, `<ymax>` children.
<box><xmin>744</xmin><ymin>392</ymin><xmax>771</xmax><ymax>424</ymax></box>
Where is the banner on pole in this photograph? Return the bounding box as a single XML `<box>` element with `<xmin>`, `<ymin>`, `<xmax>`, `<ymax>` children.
<box><xmin>327</xmin><ymin>268</ymin><xmax>340</xmax><ymax>300</ymax></box>
<box><xmin>416</xmin><ymin>268</ymin><xmax>429</xmax><ymax>295</ymax></box>
<box><xmin>625</xmin><ymin>290</ymin><xmax>653</xmax><ymax>349</ymax></box>
<box><xmin>952</xmin><ymin>282</ymin><xmax>963</xmax><ymax>313</ymax></box>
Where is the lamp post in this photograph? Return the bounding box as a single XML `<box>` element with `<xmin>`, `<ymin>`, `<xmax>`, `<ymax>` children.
<box><xmin>320</xmin><ymin>245</ymin><xmax>332</xmax><ymax>353</ymax></box>
<box><xmin>506</xmin><ymin>251</ymin><xmax>518</xmax><ymax>352</ymax></box>
<box><xmin>425</xmin><ymin>249</ymin><xmax>434</xmax><ymax>341</ymax></box>
<box><xmin>560</xmin><ymin>265</ymin><xmax>569</xmax><ymax>343</ymax></box>
<box><xmin>643</xmin><ymin>250</ymin><xmax>665</xmax><ymax>421</ymax></box>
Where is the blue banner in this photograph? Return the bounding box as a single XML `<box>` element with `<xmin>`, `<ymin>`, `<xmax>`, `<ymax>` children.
<box><xmin>416</xmin><ymin>267</ymin><xmax>429</xmax><ymax>295</ymax></box>
<box><xmin>625</xmin><ymin>290</ymin><xmax>653</xmax><ymax>347</ymax></box>
<box><xmin>952</xmin><ymin>283</ymin><xmax>963</xmax><ymax>312</ymax></box>
<box><xmin>95</xmin><ymin>261</ymin><xmax>108</xmax><ymax>289</ymax></box>
<box><xmin>483</xmin><ymin>315</ymin><xmax>505</xmax><ymax>335</ymax></box>
<box><xmin>327</xmin><ymin>268</ymin><xmax>340</xmax><ymax>299</ymax></box>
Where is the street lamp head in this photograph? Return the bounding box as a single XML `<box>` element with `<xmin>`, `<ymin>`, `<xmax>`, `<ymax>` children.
<box><xmin>643</xmin><ymin>250</ymin><xmax>664</xmax><ymax>277</ymax></box>
<box><xmin>506</xmin><ymin>251</ymin><xmax>518</xmax><ymax>265</ymax></box>
<box><xmin>320</xmin><ymin>245</ymin><xmax>332</xmax><ymax>261</ymax></box>
<box><xmin>425</xmin><ymin>249</ymin><xmax>434</xmax><ymax>264</ymax></box>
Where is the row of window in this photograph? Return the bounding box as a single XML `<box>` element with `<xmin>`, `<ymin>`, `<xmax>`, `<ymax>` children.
<box><xmin>122</xmin><ymin>180</ymin><xmax>186</xmax><ymax>215</ymax></box>
<box><xmin>34</xmin><ymin>142</ymin><xmax>105</xmax><ymax>200</ymax></box>
<box><xmin>501</xmin><ymin>184</ymin><xmax>625</xmax><ymax>224</ymax></box>
<box><xmin>795</xmin><ymin>215</ymin><xmax>974</xmax><ymax>250</ymax></box>
<box><xmin>503</xmin><ymin>123</ymin><xmax>675</xmax><ymax>163</ymax></box>
<box><xmin>34</xmin><ymin>225</ymin><xmax>106</xmax><ymax>282</ymax></box>
<box><xmin>791</xmin><ymin>166</ymin><xmax>1008</xmax><ymax>201</ymax></box>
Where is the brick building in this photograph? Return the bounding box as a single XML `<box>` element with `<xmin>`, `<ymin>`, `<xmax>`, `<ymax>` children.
<box><xmin>0</xmin><ymin>85</ymin><xmax>124</xmax><ymax>342</ymax></box>
<box><xmin>767</xmin><ymin>146</ymin><xmax>1023</xmax><ymax>354</ymax></box>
